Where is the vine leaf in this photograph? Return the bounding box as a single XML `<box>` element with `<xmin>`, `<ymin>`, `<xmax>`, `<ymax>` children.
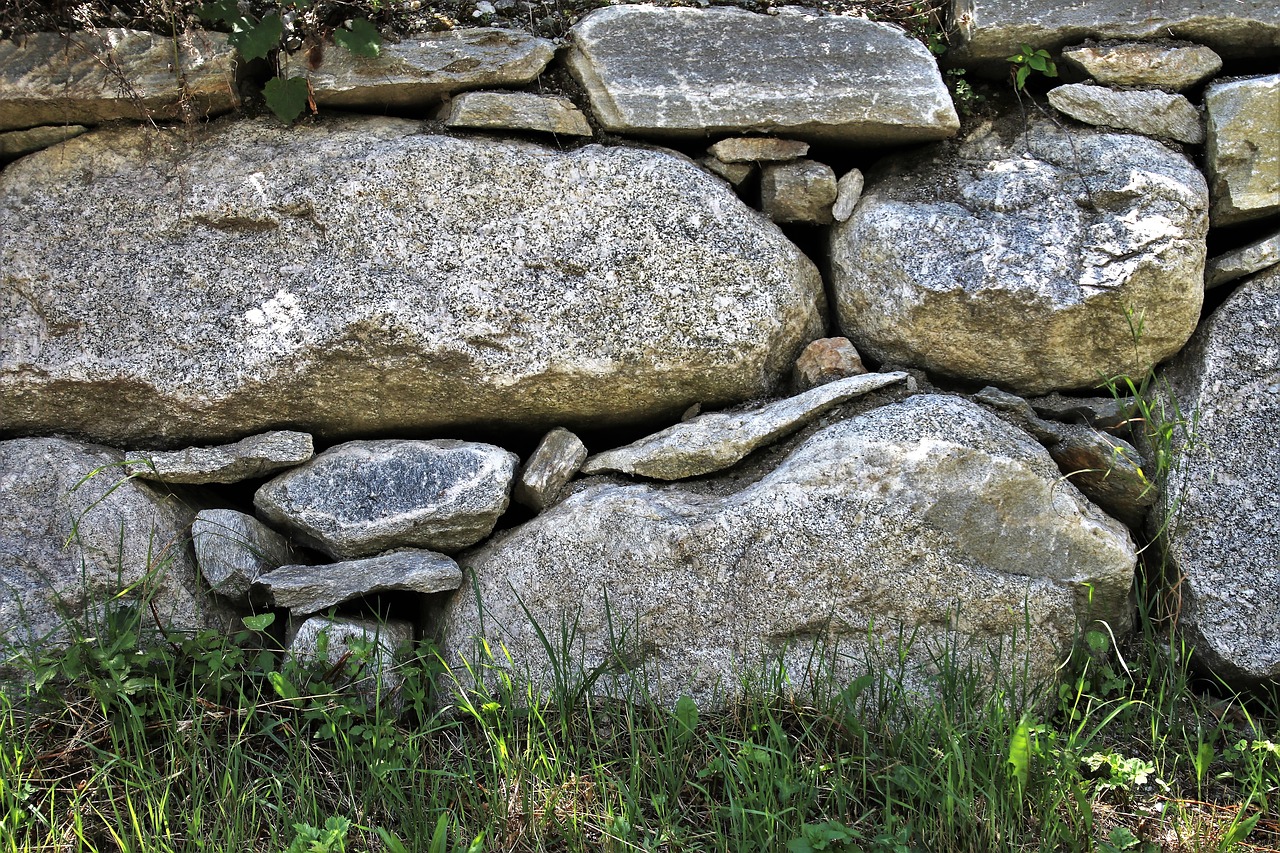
<box><xmin>264</xmin><ymin>75</ymin><xmax>311</xmax><ymax>122</ymax></box>
<box><xmin>334</xmin><ymin>18</ymin><xmax>382</xmax><ymax>58</ymax></box>
<box><xmin>230</xmin><ymin>13</ymin><xmax>283</xmax><ymax>62</ymax></box>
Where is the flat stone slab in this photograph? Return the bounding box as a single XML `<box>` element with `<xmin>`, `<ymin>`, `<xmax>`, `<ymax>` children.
<box><xmin>0</xmin><ymin>125</ymin><xmax>87</xmax><ymax>162</ymax></box>
<box><xmin>1206</xmin><ymin>231</ymin><xmax>1280</xmax><ymax>290</ymax></box>
<box><xmin>128</xmin><ymin>430</ymin><xmax>314</xmax><ymax>484</ymax></box>
<box><xmin>192</xmin><ymin>508</ymin><xmax>299</xmax><ymax>604</ymax></box>
<box><xmin>0</xmin><ymin>30</ymin><xmax>237</xmax><ymax>131</ymax></box>
<box><xmin>1048</xmin><ymin>84</ymin><xmax>1202</xmax><ymax>144</ymax></box>
<box><xmin>513</xmin><ymin>427</ymin><xmax>588</xmax><ymax>512</ymax></box>
<box><xmin>282</xmin><ymin>28</ymin><xmax>555</xmax><ymax>110</ymax></box>
<box><xmin>255</xmin><ymin>439</ymin><xmax>518</xmax><ymax>559</ymax></box>
<box><xmin>582</xmin><ymin>371</ymin><xmax>907</xmax><ymax>480</ymax></box>
<box><xmin>948</xmin><ymin>0</ymin><xmax>1280</xmax><ymax>69</ymax></box>
<box><xmin>443</xmin><ymin>91</ymin><xmax>592</xmax><ymax>136</ymax></box>
<box><xmin>258</xmin><ymin>549</ymin><xmax>462</xmax><ymax>614</ymax></box>
<box><xmin>1205</xmin><ymin>75</ymin><xmax>1280</xmax><ymax>227</ymax></box>
<box><xmin>567</xmin><ymin>6</ymin><xmax>959</xmax><ymax>143</ymax></box>
<box><xmin>1061</xmin><ymin>41</ymin><xmax>1222</xmax><ymax>91</ymax></box>
<box><xmin>707</xmin><ymin>138</ymin><xmax>809</xmax><ymax>163</ymax></box>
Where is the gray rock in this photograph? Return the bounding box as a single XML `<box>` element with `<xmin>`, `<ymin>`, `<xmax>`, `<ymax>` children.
<box><xmin>1157</xmin><ymin>265</ymin><xmax>1280</xmax><ymax>683</ymax></box>
<box><xmin>0</xmin><ymin>118</ymin><xmax>824</xmax><ymax>447</ymax></box>
<box><xmin>707</xmin><ymin>138</ymin><xmax>810</xmax><ymax>163</ymax></box>
<box><xmin>948</xmin><ymin>0</ymin><xmax>1280</xmax><ymax>69</ymax></box>
<box><xmin>282</xmin><ymin>28</ymin><xmax>554</xmax><ymax>110</ymax></box>
<box><xmin>1043</xmin><ymin>425</ymin><xmax>1154</xmax><ymax>529</ymax></box>
<box><xmin>760</xmin><ymin>160</ymin><xmax>838</xmax><ymax>225</ymax></box>
<box><xmin>192</xmin><ymin>509</ymin><xmax>298</xmax><ymax>604</ymax></box>
<box><xmin>791</xmin><ymin>337</ymin><xmax>867</xmax><ymax>392</ymax></box>
<box><xmin>1047</xmin><ymin>84</ymin><xmax>1203</xmax><ymax>144</ymax></box>
<box><xmin>128</xmin><ymin>430</ymin><xmax>314</xmax><ymax>484</ymax></box>
<box><xmin>830</xmin><ymin>115</ymin><xmax>1207</xmax><ymax>395</ymax></box>
<box><xmin>255</xmin><ymin>440</ymin><xmax>518</xmax><ymax>559</ymax></box>
<box><xmin>259</xmin><ymin>549</ymin><xmax>461</xmax><ymax>614</ymax></box>
<box><xmin>0</xmin><ymin>438</ymin><xmax>230</xmax><ymax>659</ymax></box>
<box><xmin>831</xmin><ymin>168</ymin><xmax>865</xmax><ymax>223</ymax></box>
<box><xmin>0</xmin><ymin>30</ymin><xmax>237</xmax><ymax>131</ymax></box>
<box><xmin>1205</xmin><ymin>75</ymin><xmax>1280</xmax><ymax>227</ymax></box>
<box><xmin>513</xmin><ymin>428</ymin><xmax>588</xmax><ymax>512</ymax></box>
<box><xmin>581</xmin><ymin>371</ymin><xmax>907</xmax><ymax>480</ymax></box>
<box><xmin>566</xmin><ymin>6</ymin><xmax>959</xmax><ymax>144</ymax></box>
<box><xmin>1206</xmin><ymin>230</ymin><xmax>1280</xmax><ymax>290</ymax></box>
<box><xmin>440</xmin><ymin>395</ymin><xmax>1136</xmax><ymax>708</ymax></box>
<box><xmin>0</xmin><ymin>125</ymin><xmax>87</xmax><ymax>162</ymax></box>
<box><xmin>698</xmin><ymin>155</ymin><xmax>753</xmax><ymax>185</ymax></box>
<box><xmin>1027</xmin><ymin>393</ymin><xmax>1135</xmax><ymax>432</ymax></box>
<box><xmin>288</xmin><ymin>615</ymin><xmax>414</xmax><ymax>708</ymax></box>
<box><xmin>443</xmin><ymin>91</ymin><xmax>592</xmax><ymax>137</ymax></box>
<box><xmin>1060</xmin><ymin>41</ymin><xmax>1222</xmax><ymax>92</ymax></box>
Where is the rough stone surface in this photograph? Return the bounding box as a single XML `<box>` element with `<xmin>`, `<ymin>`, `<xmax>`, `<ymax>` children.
<box><xmin>255</xmin><ymin>440</ymin><xmax>518</xmax><ymax>559</ymax></box>
<box><xmin>282</xmin><ymin>29</ymin><xmax>555</xmax><ymax>110</ymax></box>
<box><xmin>258</xmin><ymin>549</ymin><xmax>461</xmax><ymax>615</ymax></box>
<box><xmin>513</xmin><ymin>428</ymin><xmax>588</xmax><ymax>512</ymax></box>
<box><xmin>192</xmin><ymin>509</ymin><xmax>298</xmax><ymax>605</ymax></box>
<box><xmin>698</xmin><ymin>155</ymin><xmax>752</xmax><ymax>185</ymax></box>
<box><xmin>707</xmin><ymin>137</ymin><xmax>809</xmax><ymax>163</ymax></box>
<box><xmin>1027</xmin><ymin>393</ymin><xmax>1135</xmax><ymax>432</ymax></box>
<box><xmin>0</xmin><ymin>30</ymin><xmax>237</xmax><ymax>131</ymax></box>
<box><xmin>128</xmin><ymin>431</ymin><xmax>314</xmax><ymax>484</ymax></box>
<box><xmin>443</xmin><ymin>91</ymin><xmax>592</xmax><ymax>137</ymax></box>
<box><xmin>791</xmin><ymin>337</ymin><xmax>867</xmax><ymax>392</ymax></box>
<box><xmin>1204</xmin><ymin>75</ymin><xmax>1280</xmax><ymax>227</ymax></box>
<box><xmin>830</xmin><ymin>115</ymin><xmax>1208</xmax><ymax>395</ymax></box>
<box><xmin>831</xmin><ymin>168</ymin><xmax>865</xmax><ymax>223</ymax></box>
<box><xmin>1061</xmin><ymin>41</ymin><xmax>1222</xmax><ymax>91</ymax></box>
<box><xmin>288</xmin><ymin>615</ymin><xmax>413</xmax><ymax>707</ymax></box>
<box><xmin>948</xmin><ymin>0</ymin><xmax>1280</xmax><ymax>68</ymax></box>
<box><xmin>566</xmin><ymin>6</ymin><xmax>959</xmax><ymax>144</ymax></box>
<box><xmin>0</xmin><ymin>118</ymin><xmax>824</xmax><ymax>447</ymax></box>
<box><xmin>0</xmin><ymin>125</ymin><xmax>86</xmax><ymax>162</ymax></box>
<box><xmin>1157</xmin><ymin>266</ymin><xmax>1280</xmax><ymax>683</ymax></box>
<box><xmin>440</xmin><ymin>395</ymin><xmax>1136</xmax><ymax>707</ymax></box>
<box><xmin>1041</xmin><ymin>425</ymin><xmax>1154</xmax><ymax>529</ymax></box>
<box><xmin>1048</xmin><ymin>84</ymin><xmax>1203</xmax><ymax>144</ymax></box>
<box><xmin>760</xmin><ymin>160</ymin><xmax>838</xmax><ymax>225</ymax></box>
<box><xmin>0</xmin><ymin>438</ymin><xmax>229</xmax><ymax>657</ymax></box>
<box><xmin>581</xmin><ymin>371</ymin><xmax>907</xmax><ymax>480</ymax></box>
<box><xmin>1206</xmin><ymin>231</ymin><xmax>1280</xmax><ymax>290</ymax></box>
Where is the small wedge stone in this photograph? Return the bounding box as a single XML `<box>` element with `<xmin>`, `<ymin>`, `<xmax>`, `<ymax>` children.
<box><xmin>1206</xmin><ymin>231</ymin><xmax>1280</xmax><ymax>290</ymax></box>
<box><xmin>443</xmin><ymin>91</ymin><xmax>592</xmax><ymax>137</ymax></box>
<box><xmin>513</xmin><ymin>428</ymin><xmax>588</xmax><ymax>512</ymax></box>
<box><xmin>1048</xmin><ymin>84</ymin><xmax>1203</xmax><ymax>144</ymax></box>
<box><xmin>707</xmin><ymin>137</ymin><xmax>809</xmax><ymax>163</ymax></box>
<box><xmin>192</xmin><ymin>509</ymin><xmax>299</xmax><ymax>604</ymax></box>
<box><xmin>258</xmin><ymin>549</ymin><xmax>461</xmax><ymax>614</ymax></box>
<box><xmin>791</xmin><ymin>337</ymin><xmax>866</xmax><ymax>392</ymax></box>
<box><xmin>831</xmin><ymin>169</ymin><xmax>865</xmax><ymax>223</ymax></box>
<box><xmin>1061</xmin><ymin>41</ymin><xmax>1222</xmax><ymax>91</ymax></box>
<box><xmin>0</xmin><ymin>125</ymin><xmax>86</xmax><ymax>162</ymax></box>
<box><xmin>761</xmin><ymin>160</ymin><xmax>838</xmax><ymax>225</ymax></box>
<box><xmin>698</xmin><ymin>155</ymin><xmax>753</xmax><ymax>185</ymax></box>
<box><xmin>128</xmin><ymin>431</ymin><xmax>314</xmax><ymax>484</ymax></box>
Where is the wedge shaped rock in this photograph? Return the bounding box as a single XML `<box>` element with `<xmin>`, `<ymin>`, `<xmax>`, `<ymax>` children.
<box><xmin>582</xmin><ymin>371</ymin><xmax>907</xmax><ymax>480</ymax></box>
<box><xmin>1157</xmin><ymin>266</ymin><xmax>1280</xmax><ymax>683</ymax></box>
<box><xmin>1060</xmin><ymin>41</ymin><xmax>1222</xmax><ymax>92</ymax></box>
<box><xmin>440</xmin><ymin>395</ymin><xmax>1136</xmax><ymax>708</ymax></box>
<box><xmin>1205</xmin><ymin>75</ymin><xmax>1280</xmax><ymax>227</ymax></box>
<box><xmin>0</xmin><ymin>125</ymin><xmax>87</xmax><ymax>162</ymax></box>
<box><xmin>1048</xmin><ymin>84</ymin><xmax>1202</xmax><ymax>144</ymax></box>
<box><xmin>0</xmin><ymin>118</ymin><xmax>824</xmax><ymax>447</ymax></box>
<box><xmin>258</xmin><ymin>549</ymin><xmax>462</xmax><ymax>614</ymax></box>
<box><xmin>830</xmin><ymin>115</ymin><xmax>1207</xmax><ymax>395</ymax></box>
<box><xmin>255</xmin><ymin>440</ymin><xmax>518</xmax><ymax>559</ymax></box>
<box><xmin>128</xmin><ymin>431</ymin><xmax>314</xmax><ymax>484</ymax></box>
<box><xmin>1206</xmin><ymin>231</ymin><xmax>1280</xmax><ymax>290</ymax></box>
<box><xmin>567</xmin><ymin>6</ymin><xmax>958</xmax><ymax>143</ymax></box>
<box><xmin>443</xmin><ymin>91</ymin><xmax>592</xmax><ymax>137</ymax></box>
<box><xmin>513</xmin><ymin>428</ymin><xmax>588</xmax><ymax>512</ymax></box>
<box><xmin>192</xmin><ymin>509</ymin><xmax>299</xmax><ymax>604</ymax></box>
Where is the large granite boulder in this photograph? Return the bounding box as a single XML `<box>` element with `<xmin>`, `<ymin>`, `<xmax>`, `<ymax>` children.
<box><xmin>566</xmin><ymin>5</ymin><xmax>959</xmax><ymax>144</ymax></box>
<box><xmin>830</xmin><ymin>115</ymin><xmax>1207</xmax><ymax>395</ymax></box>
<box><xmin>0</xmin><ymin>30</ymin><xmax>238</xmax><ymax>131</ymax></box>
<box><xmin>0</xmin><ymin>118</ymin><xmax>824</xmax><ymax>447</ymax></box>
<box><xmin>1156</xmin><ymin>266</ymin><xmax>1280</xmax><ymax>684</ymax></box>
<box><xmin>948</xmin><ymin>0</ymin><xmax>1280</xmax><ymax>70</ymax></box>
<box><xmin>439</xmin><ymin>395</ymin><xmax>1137</xmax><ymax>708</ymax></box>
<box><xmin>1204</xmin><ymin>75</ymin><xmax>1280</xmax><ymax>227</ymax></box>
<box><xmin>0</xmin><ymin>438</ymin><xmax>229</xmax><ymax>659</ymax></box>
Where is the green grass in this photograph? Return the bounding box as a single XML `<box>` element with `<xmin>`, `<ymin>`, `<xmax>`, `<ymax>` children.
<box><xmin>1</xmin><ymin>581</ymin><xmax>1276</xmax><ymax>853</ymax></box>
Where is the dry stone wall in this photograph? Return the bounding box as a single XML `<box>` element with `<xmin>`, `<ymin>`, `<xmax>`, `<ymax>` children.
<box><xmin>1</xmin><ymin>3</ymin><xmax>1278</xmax><ymax>704</ymax></box>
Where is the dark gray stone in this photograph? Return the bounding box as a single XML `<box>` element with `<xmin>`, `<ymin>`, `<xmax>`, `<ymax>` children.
<box><xmin>0</xmin><ymin>125</ymin><xmax>87</xmax><ymax>162</ymax></box>
<box><xmin>288</xmin><ymin>615</ymin><xmax>414</xmax><ymax>708</ymax></box>
<box><xmin>192</xmin><ymin>508</ymin><xmax>298</xmax><ymax>604</ymax></box>
<box><xmin>258</xmin><ymin>549</ymin><xmax>461</xmax><ymax>614</ymax></box>
<box><xmin>128</xmin><ymin>430</ymin><xmax>314</xmax><ymax>484</ymax></box>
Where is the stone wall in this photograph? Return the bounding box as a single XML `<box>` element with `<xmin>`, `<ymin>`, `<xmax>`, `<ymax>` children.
<box><xmin>2</xmin><ymin>1</ymin><xmax>1278</xmax><ymax>702</ymax></box>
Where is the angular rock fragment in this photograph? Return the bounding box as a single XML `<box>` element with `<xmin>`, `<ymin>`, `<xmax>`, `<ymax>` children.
<box><xmin>0</xmin><ymin>125</ymin><xmax>87</xmax><ymax>162</ymax></box>
<box><xmin>255</xmin><ymin>440</ymin><xmax>518</xmax><ymax>559</ymax></box>
<box><xmin>0</xmin><ymin>30</ymin><xmax>237</xmax><ymax>131</ymax></box>
<box><xmin>128</xmin><ymin>431</ymin><xmax>314</xmax><ymax>484</ymax></box>
<box><xmin>1048</xmin><ymin>84</ymin><xmax>1203</xmax><ymax>144</ymax></box>
<box><xmin>1206</xmin><ymin>230</ymin><xmax>1280</xmax><ymax>290</ymax></box>
<box><xmin>289</xmin><ymin>615</ymin><xmax>414</xmax><ymax>707</ymax></box>
<box><xmin>1204</xmin><ymin>75</ymin><xmax>1280</xmax><ymax>226</ymax></box>
<box><xmin>567</xmin><ymin>6</ymin><xmax>959</xmax><ymax>143</ymax></box>
<box><xmin>1157</xmin><ymin>265</ymin><xmax>1280</xmax><ymax>683</ymax></box>
<box><xmin>1060</xmin><ymin>41</ymin><xmax>1222</xmax><ymax>91</ymax></box>
<box><xmin>698</xmin><ymin>155</ymin><xmax>753</xmax><ymax>185</ymax></box>
<box><xmin>707</xmin><ymin>137</ymin><xmax>809</xmax><ymax>163</ymax></box>
<box><xmin>1040</xmin><ymin>425</ymin><xmax>1154</xmax><ymax>529</ymax></box>
<box><xmin>761</xmin><ymin>160</ymin><xmax>838</xmax><ymax>225</ymax></box>
<box><xmin>513</xmin><ymin>428</ymin><xmax>588</xmax><ymax>512</ymax></box>
<box><xmin>282</xmin><ymin>29</ymin><xmax>555</xmax><ymax>110</ymax></box>
<box><xmin>1027</xmin><ymin>393</ymin><xmax>1135</xmax><ymax>432</ymax></box>
<box><xmin>582</xmin><ymin>371</ymin><xmax>906</xmax><ymax>480</ymax></box>
<box><xmin>192</xmin><ymin>509</ymin><xmax>298</xmax><ymax>605</ymax></box>
<box><xmin>258</xmin><ymin>549</ymin><xmax>461</xmax><ymax>614</ymax></box>
<box><xmin>791</xmin><ymin>337</ymin><xmax>867</xmax><ymax>392</ymax></box>
<box><xmin>830</xmin><ymin>115</ymin><xmax>1207</xmax><ymax>395</ymax></box>
<box><xmin>443</xmin><ymin>91</ymin><xmax>592</xmax><ymax>137</ymax></box>
<box><xmin>0</xmin><ymin>118</ymin><xmax>823</xmax><ymax>447</ymax></box>
<box><xmin>831</xmin><ymin>169</ymin><xmax>865</xmax><ymax>223</ymax></box>
<box><xmin>441</xmin><ymin>395</ymin><xmax>1136</xmax><ymax>708</ymax></box>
